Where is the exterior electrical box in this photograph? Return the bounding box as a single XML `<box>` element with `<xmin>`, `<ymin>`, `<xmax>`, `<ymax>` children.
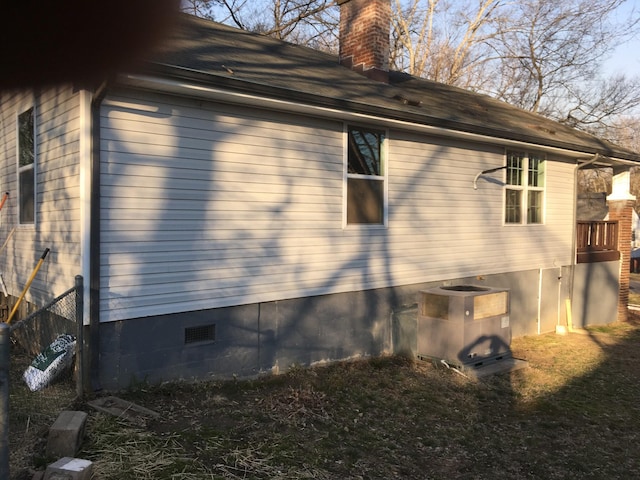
<box><xmin>417</xmin><ymin>285</ymin><xmax>511</xmax><ymax>366</ymax></box>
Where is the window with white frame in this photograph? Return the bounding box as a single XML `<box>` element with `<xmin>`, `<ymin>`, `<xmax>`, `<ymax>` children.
<box><xmin>18</xmin><ymin>106</ymin><xmax>35</xmax><ymax>224</ymax></box>
<box><xmin>504</xmin><ymin>151</ymin><xmax>545</xmax><ymax>224</ymax></box>
<box><xmin>345</xmin><ymin>126</ymin><xmax>387</xmax><ymax>225</ymax></box>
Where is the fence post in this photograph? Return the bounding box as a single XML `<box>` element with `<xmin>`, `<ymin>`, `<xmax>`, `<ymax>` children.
<box><xmin>0</xmin><ymin>323</ymin><xmax>10</xmax><ymax>479</ymax></box>
<box><xmin>75</xmin><ymin>275</ymin><xmax>84</xmax><ymax>399</ymax></box>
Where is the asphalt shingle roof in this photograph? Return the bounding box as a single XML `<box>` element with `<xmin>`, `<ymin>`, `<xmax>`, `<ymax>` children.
<box><xmin>143</xmin><ymin>14</ymin><xmax>639</xmax><ymax>163</ymax></box>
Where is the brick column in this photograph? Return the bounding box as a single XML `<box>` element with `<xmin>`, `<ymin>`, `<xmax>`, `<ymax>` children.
<box><xmin>607</xmin><ymin>167</ymin><xmax>636</xmax><ymax>322</ymax></box>
<box><xmin>608</xmin><ymin>198</ymin><xmax>635</xmax><ymax>322</ymax></box>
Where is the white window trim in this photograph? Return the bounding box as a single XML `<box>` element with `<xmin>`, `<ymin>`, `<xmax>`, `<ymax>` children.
<box><xmin>16</xmin><ymin>101</ymin><xmax>36</xmax><ymax>227</ymax></box>
<box><xmin>342</xmin><ymin>124</ymin><xmax>389</xmax><ymax>228</ymax></box>
<box><xmin>503</xmin><ymin>150</ymin><xmax>545</xmax><ymax>226</ymax></box>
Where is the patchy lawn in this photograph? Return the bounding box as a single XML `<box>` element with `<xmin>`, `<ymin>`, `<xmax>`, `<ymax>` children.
<box><xmin>14</xmin><ymin>316</ymin><xmax>640</xmax><ymax>479</ymax></box>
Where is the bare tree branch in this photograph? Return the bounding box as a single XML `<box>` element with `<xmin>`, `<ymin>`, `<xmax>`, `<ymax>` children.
<box><xmin>489</xmin><ymin>0</ymin><xmax>639</xmax><ymax>122</ymax></box>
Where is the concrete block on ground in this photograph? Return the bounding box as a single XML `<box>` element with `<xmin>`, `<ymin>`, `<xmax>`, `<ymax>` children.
<box><xmin>44</xmin><ymin>457</ymin><xmax>93</xmax><ymax>480</ymax></box>
<box><xmin>46</xmin><ymin>411</ymin><xmax>88</xmax><ymax>458</ymax></box>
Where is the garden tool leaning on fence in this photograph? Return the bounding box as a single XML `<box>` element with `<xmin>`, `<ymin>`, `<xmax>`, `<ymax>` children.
<box><xmin>0</xmin><ymin>193</ymin><xmax>12</xmax><ymax>257</ymax></box>
<box><xmin>0</xmin><ymin>193</ymin><xmax>10</xmax><ymax>296</ymax></box>
<box><xmin>0</xmin><ymin>193</ymin><xmax>8</xmax><ymax>212</ymax></box>
<box><xmin>6</xmin><ymin>248</ymin><xmax>50</xmax><ymax>324</ymax></box>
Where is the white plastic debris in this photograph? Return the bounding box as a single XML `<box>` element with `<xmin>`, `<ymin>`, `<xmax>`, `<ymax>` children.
<box><xmin>23</xmin><ymin>334</ymin><xmax>76</xmax><ymax>392</ymax></box>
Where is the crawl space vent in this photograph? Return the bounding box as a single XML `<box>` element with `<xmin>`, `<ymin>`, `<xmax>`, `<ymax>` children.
<box><xmin>184</xmin><ymin>324</ymin><xmax>216</xmax><ymax>345</ymax></box>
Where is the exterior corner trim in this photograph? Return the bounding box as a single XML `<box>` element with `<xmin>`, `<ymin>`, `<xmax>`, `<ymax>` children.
<box><xmin>89</xmin><ymin>81</ymin><xmax>108</xmax><ymax>391</ymax></box>
<box><xmin>79</xmin><ymin>90</ymin><xmax>92</xmax><ymax>326</ymax></box>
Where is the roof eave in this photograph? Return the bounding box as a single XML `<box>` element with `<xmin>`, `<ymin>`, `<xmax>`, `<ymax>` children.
<box><xmin>125</xmin><ymin>61</ymin><xmax>640</xmax><ymax>164</ymax></box>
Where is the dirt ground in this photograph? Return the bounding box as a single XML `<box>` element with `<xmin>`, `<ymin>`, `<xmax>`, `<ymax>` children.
<box><xmin>11</xmin><ymin>313</ymin><xmax>640</xmax><ymax>479</ymax></box>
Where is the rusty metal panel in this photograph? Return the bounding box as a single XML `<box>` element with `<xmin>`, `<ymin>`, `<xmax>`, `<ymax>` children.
<box><xmin>474</xmin><ymin>292</ymin><xmax>508</xmax><ymax>320</ymax></box>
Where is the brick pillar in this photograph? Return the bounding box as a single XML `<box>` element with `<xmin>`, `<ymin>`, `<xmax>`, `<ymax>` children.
<box><xmin>607</xmin><ymin>168</ymin><xmax>636</xmax><ymax>322</ymax></box>
<box><xmin>608</xmin><ymin>199</ymin><xmax>634</xmax><ymax>321</ymax></box>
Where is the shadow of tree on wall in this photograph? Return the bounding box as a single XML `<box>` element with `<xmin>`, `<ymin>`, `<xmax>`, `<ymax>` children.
<box><xmin>97</xmin><ymin>83</ymin><xmax>580</xmax><ymax>386</ymax></box>
<box><xmin>93</xmin><ymin>21</ymin><xmax>591</xmax><ymax>388</ymax></box>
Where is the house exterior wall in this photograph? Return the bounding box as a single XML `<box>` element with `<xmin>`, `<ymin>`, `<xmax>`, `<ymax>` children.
<box><xmin>0</xmin><ymin>86</ymin><xmax>81</xmax><ymax>313</ymax></box>
<box><xmin>0</xmin><ymin>85</ymin><xmax>608</xmax><ymax>389</ymax></box>
<box><xmin>389</xmin><ymin>132</ymin><xmax>575</xmax><ymax>277</ymax></box>
<box><xmin>90</xmin><ymin>87</ymin><xmax>593</xmax><ymax>388</ymax></box>
<box><xmin>99</xmin><ymin>90</ymin><xmax>344</xmax><ymax>322</ymax></box>
<box><xmin>99</xmin><ymin>89</ymin><xmax>576</xmax><ymax>324</ymax></box>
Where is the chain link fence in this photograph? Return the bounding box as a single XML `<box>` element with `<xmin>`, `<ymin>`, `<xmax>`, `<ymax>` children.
<box><xmin>3</xmin><ymin>276</ymin><xmax>84</xmax><ymax>479</ymax></box>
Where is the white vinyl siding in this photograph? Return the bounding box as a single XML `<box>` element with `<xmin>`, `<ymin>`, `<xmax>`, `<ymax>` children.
<box><xmin>388</xmin><ymin>133</ymin><xmax>573</xmax><ymax>281</ymax></box>
<box><xmin>0</xmin><ymin>86</ymin><xmax>81</xmax><ymax>307</ymax></box>
<box><xmin>100</xmin><ymin>91</ymin><xmax>343</xmax><ymax>321</ymax></box>
<box><xmin>100</xmin><ymin>90</ymin><xmax>577</xmax><ymax>322</ymax></box>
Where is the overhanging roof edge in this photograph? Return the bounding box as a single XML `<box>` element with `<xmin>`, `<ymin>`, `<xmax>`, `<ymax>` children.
<box><xmin>119</xmin><ymin>63</ymin><xmax>640</xmax><ymax>165</ymax></box>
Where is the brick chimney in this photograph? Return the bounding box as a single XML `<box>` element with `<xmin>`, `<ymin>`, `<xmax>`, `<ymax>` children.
<box><xmin>337</xmin><ymin>0</ymin><xmax>390</xmax><ymax>83</ymax></box>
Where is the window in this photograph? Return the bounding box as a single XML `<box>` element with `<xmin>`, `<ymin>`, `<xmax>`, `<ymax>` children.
<box><xmin>18</xmin><ymin>106</ymin><xmax>35</xmax><ymax>224</ymax></box>
<box><xmin>505</xmin><ymin>151</ymin><xmax>545</xmax><ymax>224</ymax></box>
<box><xmin>345</xmin><ymin>126</ymin><xmax>387</xmax><ymax>225</ymax></box>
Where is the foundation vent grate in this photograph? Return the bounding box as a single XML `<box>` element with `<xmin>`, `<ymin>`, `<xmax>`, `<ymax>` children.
<box><xmin>185</xmin><ymin>324</ymin><xmax>216</xmax><ymax>345</ymax></box>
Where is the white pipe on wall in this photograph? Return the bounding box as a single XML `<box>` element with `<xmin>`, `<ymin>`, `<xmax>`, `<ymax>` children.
<box><xmin>537</xmin><ymin>268</ymin><xmax>543</xmax><ymax>335</ymax></box>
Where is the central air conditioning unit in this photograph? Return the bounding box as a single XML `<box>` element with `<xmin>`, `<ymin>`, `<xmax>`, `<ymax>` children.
<box><xmin>417</xmin><ymin>285</ymin><xmax>511</xmax><ymax>367</ymax></box>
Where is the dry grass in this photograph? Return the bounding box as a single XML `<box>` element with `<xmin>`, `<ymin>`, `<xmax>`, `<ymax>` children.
<box><xmin>13</xmin><ymin>316</ymin><xmax>640</xmax><ymax>479</ymax></box>
<box><xmin>9</xmin><ymin>349</ymin><xmax>77</xmax><ymax>480</ymax></box>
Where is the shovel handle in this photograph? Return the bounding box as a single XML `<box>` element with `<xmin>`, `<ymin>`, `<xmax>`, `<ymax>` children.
<box><xmin>6</xmin><ymin>248</ymin><xmax>50</xmax><ymax>324</ymax></box>
<box><xmin>0</xmin><ymin>193</ymin><xmax>8</xmax><ymax>211</ymax></box>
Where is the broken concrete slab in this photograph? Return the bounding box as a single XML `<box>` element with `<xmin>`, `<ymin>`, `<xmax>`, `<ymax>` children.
<box><xmin>87</xmin><ymin>395</ymin><xmax>159</xmax><ymax>425</ymax></box>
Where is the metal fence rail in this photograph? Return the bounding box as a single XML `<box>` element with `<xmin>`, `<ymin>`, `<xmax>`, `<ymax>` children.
<box><xmin>2</xmin><ymin>275</ymin><xmax>83</xmax><ymax>479</ymax></box>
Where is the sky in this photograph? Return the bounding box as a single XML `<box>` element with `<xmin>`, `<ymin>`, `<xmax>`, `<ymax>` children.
<box><xmin>602</xmin><ymin>32</ymin><xmax>640</xmax><ymax>76</ymax></box>
<box><xmin>603</xmin><ymin>1</ymin><xmax>640</xmax><ymax>76</ymax></box>
<box><xmin>204</xmin><ymin>0</ymin><xmax>640</xmax><ymax>78</ymax></box>
<box><xmin>606</xmin><ymin>40</ymin><xmax>640</xmax><ymax>76</ymax></box>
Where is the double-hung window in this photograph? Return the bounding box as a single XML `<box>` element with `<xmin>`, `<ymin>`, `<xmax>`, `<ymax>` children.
<box><xmin>345</xmin><ymin>126</ymin><xmax>387</xmax><ymax>225</ymax></box>
<box><xmin>505</xmin><ymin>151</ymin><xmax>545</xmax><ymax>224</ymax></box>
<box><xmin>18</xmin><ymin>106</ymin><xmax>35</xmax><ymax>225</ymax></box>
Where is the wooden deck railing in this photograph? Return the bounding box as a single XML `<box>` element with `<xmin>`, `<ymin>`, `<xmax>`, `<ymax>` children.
<box><xmin>576</xmin><ymin>220</ymin><xmax>620</xmax><ymax>263</ymax></box>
